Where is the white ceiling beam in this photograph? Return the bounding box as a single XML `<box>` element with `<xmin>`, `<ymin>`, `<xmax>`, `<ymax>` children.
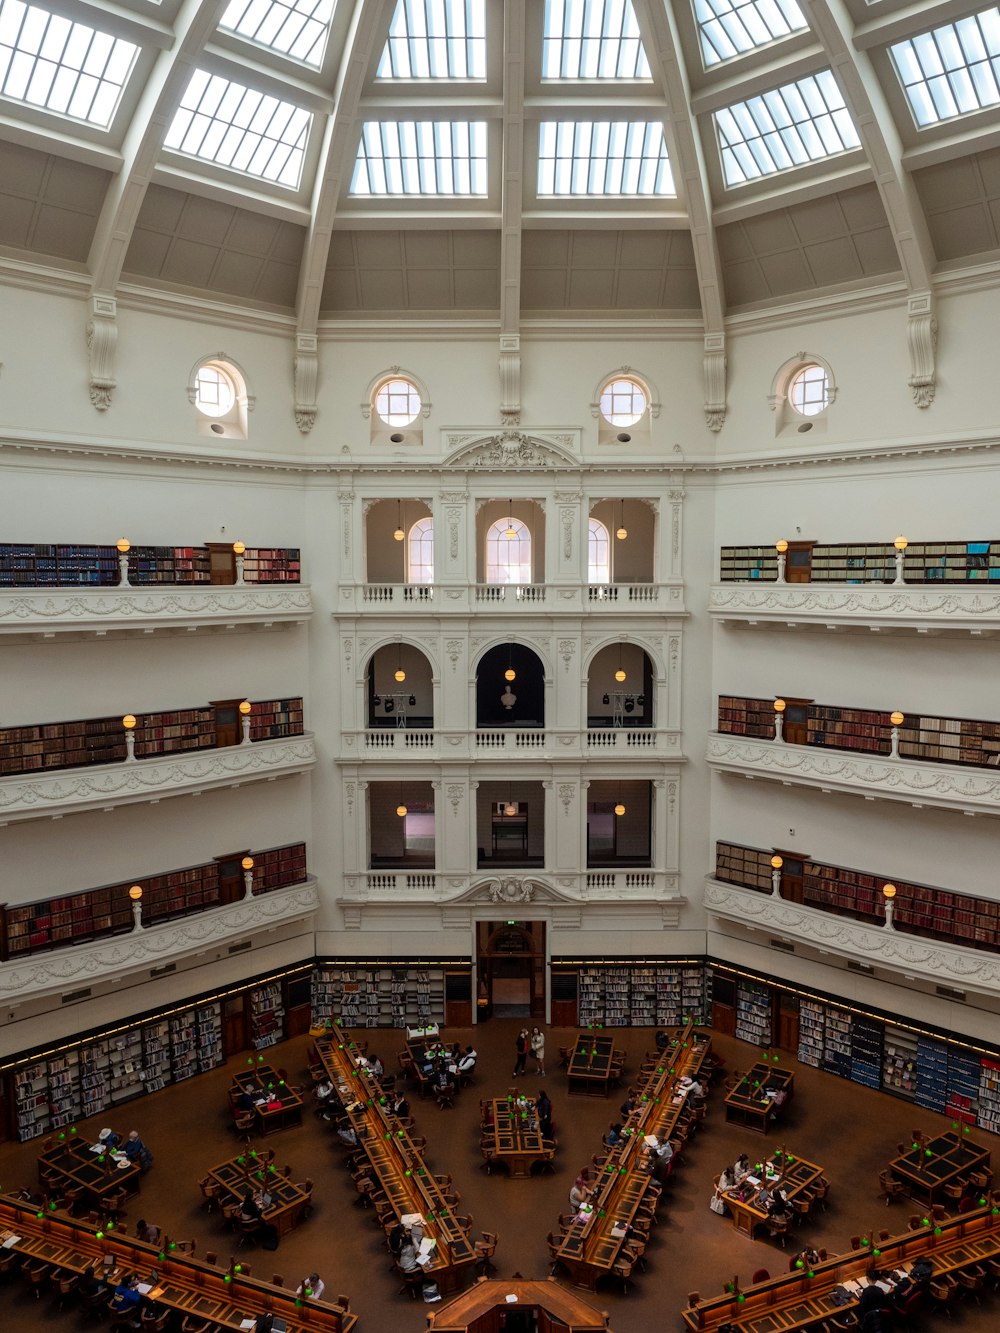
<box><xmin>293</xmin><ymin>0</ymin><xmax>398</xmax><ymax>434</ymax></box>
<box><xmin>802</xmin><ymin>0</ymin><xmax>940</xmax><ymax>407</ymax></box>
<box><xmin>499</xmin><ymin>0</ymin><xmax>526</xmax><ymax>424</ymax></box>
<box><xmin>85</xmin><ymin>0</ymin><xmax>232</xmax><ymax>412</ymax></box>
<box><xmin>633</xmin><ymin>0</ymin><xmax>729</xmax><ymax>432</ymax></box>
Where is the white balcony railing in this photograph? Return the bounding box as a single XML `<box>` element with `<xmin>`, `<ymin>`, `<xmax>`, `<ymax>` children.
<box><xmin>0</xmin><ymin>878</ymin><xmax>319</xmax><ymax>1006</ymax></box>
<box><xmin>0</xmin><ymin>584</ymin><xmax>313</xmax><ymax>638</ymax></box>
<box><xmin>346</xmin><ymin>869</ymin><xmax>679</xmax><ymax>901</ymax></box>
<box><xmin>341</xmin><ymin>728</ymin><xmax>684</xmax><ymax>760</ymax></box>
<box><xmin>705</xmin><ymin>876</ymin><xmax>1000</xmax><ymax>1000</ymax></box>
<box><xmin>706</xmin><ymin>732</ymin><xmax>1000</xmax><ymax>816</ymax></box>
<box><xmin>0</xmin><ymin>734</ymin><xmax>317</xmax><ymax>824</ymax></box>
<box><xmin>339</xmin><ymin>581</ymin><xmax>685</xmax><ymax>615</ymax></box>
<box><xmin>709</xmin><ymin>582</ymin><xmax>1000</xmax><ymax>634</ymax></box>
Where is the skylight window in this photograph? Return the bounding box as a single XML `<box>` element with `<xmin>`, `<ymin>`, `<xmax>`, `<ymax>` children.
<box><xmin>542</xmin><ymin>0</ymin><xmax>651</xmax><ymax>79</ymax></box>
<box><xmin>714</xmin><ymin>71</ymin><xmax>860</xmax><ymax>186</ymax></box>
<box><xmin>694</xmin><ymin>0</ymin><xmax>808</xmax><ymax>69</ymax></box>
<box><xmin>0</xmin><ymin>0</ymin><xmax>138</xmax><ymax>128</ymax></box>
<box><xmin>165</xmin><ymin>71</ymin><xmax>312</xmax><ymax>188</ymax></box>
<box><xmin>537</xmin><ymin>121</ymin><xmax>674</xmax><ymax>195</ymax></box>
<box><xmin>377</xmin><ymin>0</ymin><xmax>486</xmax><ymax>79</ymax></box>
<box><xmin>220</xmin><ymin>0</ymin><xmax>334</xmax><ymax>69</ymax></box>
<box><xmin>350</xmin><ymin>121</ymin><xmax>488</xmax><ymax>195</ymax></box>
<box><xmin>890</xmin><ymin>7</ymin><xmax>1000</xmax><ymax>128</ymax></box>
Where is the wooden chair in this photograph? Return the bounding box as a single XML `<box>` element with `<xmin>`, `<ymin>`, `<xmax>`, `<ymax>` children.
<box><xmin>140</xmin><ymin>1310</ymin><xmax>171</xmax><ymax>1331</ymax></box>
<box><xmin>768</xmin><ymin>1215</ymin><xmax>790</xmax><ymax>1247</ymax></box>
<box><xmin>878</xmin><ymin>1169</ymin><xmax>905</xmax><ymax>1205</ymax></box>
<box><xmin>928</xmin><ymin>1274</ymin><xmax>958</xmax><ymax>1316</ymax></box>
<box><xmin>546</xmin><ymin>1232</ymin><xmax>564</xmax><ymax>1275</ymax></box>
<box><xmin>53</xmin><ymin>1271</ymin><xmax>79</xmax><ymax>1309</ymax></box>
<box><xmin>811</xmin><ymin>1177</ymin><xmax>830</xmax><ymax>1210</ymax></box>
<box><xmin>110</xmin><ymin>1306</ymin><xmax>141</xmax><ymax>1330</ymax></box>
<box><xmin>956</xmin><ymin>1263</ymin><xmax>985</xmax><ymax>1304</ymax></box>
<box><xmin>435</xmin><ymin>1083</ymin><xmax>455</xmax><ymax>1109</ymax></box>
<box><xmin>474</xmin><ymin>1230</ymin><xmax>499</xmax><ymax>1275</ymax></box>
<box><xmin>611</xmin><ymin>1253</ymin><xmax>634</xmax><ymax>1294</ymax></box>
<box><xmin>455</xmin><ymin>1213</ymin><xmax>473</xmax><ymax>1233</ymax></box>
<box><xmin>271</xmin><ymin>1274</ymin><xmax>284</xmax><ymax>1286</ymax></box>
<box><xmin>395</xmin><ymin>1261</ymin><xmax>425</xmax><ymax>1299</ymax></box>
<box><xmin>751</xmin><ymin>1268</ymin><xmax>770</xmax><ymax>1284</ymax></box>
<box><xmin>299</xmin><ymin>1178</ymin><xmax>314</xmax><ymax>1218</ymax></box>
<box><xmin>181</xmin><ymin>1318</ymin><xmax>215</xmax><ymax>1333</ymax></box>
<box><xmin>23</xmin><ymin>1259</ymin><xmax>50</xmax><ymax>1299</ymax></box>
<box><xmin>171</xmin><ymin>1238</ymin><xmax>197</xmax><ymax>1255</ymax></box>
<box><xmin>79</xmin><ymin>1284</ymin><xmax>113</xmax><ymax>1317</ymax></box>
<box><xmin>232</xmin><ymin>1111</ymin><xmax>254</xmax><ymax>1134</ymax></box>
<box><xmin>237</xmin><ymin>1218</ymin><xmax>260</xmax><ymax>1248</ymax></box>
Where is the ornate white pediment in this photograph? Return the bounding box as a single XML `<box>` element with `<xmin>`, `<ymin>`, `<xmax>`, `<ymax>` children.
<box><xmin>443</xmin><ymin>430</ymin><xmax>579</xmax><ymax>471</ymax></box>
<box><xmin>452</xmin><ymin>876</ymin><xmax>577</xmax><ymax>905</ymax></box>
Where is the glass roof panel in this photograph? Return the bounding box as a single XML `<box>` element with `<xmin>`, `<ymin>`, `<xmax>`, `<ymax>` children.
<box><xmin>714</xmin><ymin>70</ymin><xmax>860</xmax><ymax>186</ymax></box>
<box><xmin>890</xmin><ymin>6</ymin><xmax>1000</xmax><ymax>127</ymax></box>
<box><xmin>537</xmin><ymin>120</ymin><xmax>675</xmax><ymax>195</ymax></box>
<box><xmin>542</xmin><ymin>0</ymin><xmax>651</xmax><ymax>79</ymax></box>
<box><xmin>0</xmin><ymin>0</ymin><xmax>138</xmax><ymax>128</ymax></box>
<box><xmin>350</xmin><ymin>120</ymin><xmax>488</xmax><ymax>194</ymax></box>
<box><xmin>219</xmin><ymin>0</ymin><xmax>334</xmax><ymax>69</ymax></box>
<box><xmin>377</xmin><ymin>0</ymin><xmax>486</xmax><ymax>80</ymax></box>
<box><xmin>693</xmin><ymin>0</ymin><xmax>808</xmax><ymax>69</ymax></box>
<box><xmin>165</xmin><ymin>70</ymin><xmax>312</xmax><ymax>188</ymax></box>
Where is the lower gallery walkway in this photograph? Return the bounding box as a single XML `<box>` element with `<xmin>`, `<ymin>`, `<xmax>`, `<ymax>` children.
<box><xmin>0</xmin><ymin>1018</ymin><xmax>994</xmax><ymax>1331</ymax></box>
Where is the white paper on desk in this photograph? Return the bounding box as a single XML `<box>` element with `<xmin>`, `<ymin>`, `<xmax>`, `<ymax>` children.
<box><xmin>2</xmin><ymin>1235</ymin><xmax>22</xmax><ymax>1248</ymax></box>
<box><xmin>89</xmin><ymin>1144</ymin><xmax>105</xmax><ymax>1153</ymax></box>
<box><xmin>254</xmin><ymin>1098</ymin><xmax>267</xmax><ymax>1106</ymax></box>
<box><xmin>745</xmin><ymin>1176</ymin><xmax>761</xmax><ymax>1187</ymax></box>
<box><xmin>418</xmin><ymin>1238</ymin><xmax>437</xmax><ymax>1256</ymax></box>
<box><xmin>240</xmin><ymin>1320</ymin><xmax>256</xmax><ymax>1329</ymax></box>
<box><xmin>875</xmin><ymin>1281</ymin><xmax>892</xmax><ymax>1293</ymax></box>
<box><xmin>505</xmin><ymin>1295</ymin><xmax>518</xmax><ymax>1304</ymax></box>
<box><xmin>842</xmin><ymin>1280</ymin><xmax>863</xmax><ymax>1294</ymax></box>
<box><xmin>610</xmin><ymin>1223</ymin><xmax>628</xmax><ymax>1238</ymax></box>
<box><xmin>401</xmin><ymin>1213</ymin><xmax>424</xmax><ymax>1228</ymax></box>
<box><xmin>643</xmin><ymin>1135</ymin><xmax>658</xmax><ymax>1148</ymax></box>
<box><xmin>136</xmin><ymin>1284</ymin><xmax>154</xmax><ymax>1295</ymax></box>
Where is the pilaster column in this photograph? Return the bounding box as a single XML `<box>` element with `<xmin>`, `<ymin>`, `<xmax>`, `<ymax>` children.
<box><xmin>440</xmin><ymin>771</ymin><xmax>474</xmax><ymax>874</ymax></box>
<box><xmin>338</xmin><ymin>489</ymin><xmax>357</xmax><ymax>584</ymax></box>
<box><xmin>553</xmin><ymin>777</ymin><xmax>583</xmax><ymax>872</ymax></box>
<box><xmin>553</xmin><ymin>489</ymin><xmax>583</xmax><ymax>584</ymax></box>
<box><xmin>439</xmin><ymin>490</ymin><xmax>470</xmax><ymax>586</ymax></box>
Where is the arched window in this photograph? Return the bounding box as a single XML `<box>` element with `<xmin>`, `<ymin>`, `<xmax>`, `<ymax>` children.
<box><xmin>407</xmin><ymin>517</ymin><xmax>434</xmax><ymax>583</ymax></box>
<box><xmin>486</xmin><ymin>517</ymin><xmax>531</xmax><ymax>585</ymax></box>
<box><xmin>588</xmin><ymin>518</ymin><xmax>610</xmax><ymax>583</ymax></box>
<box><xmin>188</xmin><ymin>355</ymin><xmax>252</xmax><ymax>439</ymax></box>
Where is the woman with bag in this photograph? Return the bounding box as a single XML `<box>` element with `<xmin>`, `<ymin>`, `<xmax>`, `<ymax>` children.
<box><xmin>530</xmin><ymin>1025</ymin><xmax>546</xmax><ymax>1076</ymax></box>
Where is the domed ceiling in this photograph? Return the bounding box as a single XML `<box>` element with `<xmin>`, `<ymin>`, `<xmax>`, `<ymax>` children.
<box><xmin>1</xmin><ymin>0</ymin><xmax>997</xmax><ymax>421</ymax></box>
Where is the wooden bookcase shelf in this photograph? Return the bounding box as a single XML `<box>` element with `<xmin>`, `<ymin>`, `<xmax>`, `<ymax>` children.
<box><xmin>0</xmin><ymin>543</ymin><xmax>299</xmax><ymax>587</ymax></box>
<box><xmin>718</xmin><ymin>695</ymin><xmax>1000</xmax><ymax>769</ymax></box>
<box><xmin>311</xmin><ymin>963</ymin><xmax>448</xmax><ymax>1029</ymax></box>
<box><xmin>0</xmin><ymin>697</ymin><xmax>304</xmax><ymax>777</ymax></box>
<box><xmin>720</xmin><ymin>539</ymin><xmax>1000</xmax><ymax>584</ymax></box>
<box><xmin>0</xmin><ymin>841</ymin><xmax>308</xmax><ymax>960</ymax></box>
<box><xmin>719</xmin><ymin>546</ymin><xmax>778</xmax><ymax>581</ymax></box>
<box><xmin>715</xmin><ymin>839</ymin><xmax>1000</xmax><ymax>950</ymax></box>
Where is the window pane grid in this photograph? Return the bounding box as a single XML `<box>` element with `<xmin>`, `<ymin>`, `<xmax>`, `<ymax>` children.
<box><xmin>376</xmin><ymin>377</ymin><xmax>422</xmax><ymax>425</ymax></box>
<box><xmin>0</xmin><ymin>0</ymin><xmax>137</xmax><ymax>127</ymax></box>
<box><xmin>486</xmin><ymin>519</ymin><xmax>531</xmax><ymax>585</ymax></box>
<box><xmin>542</xmin><ymin>0</ymin><xmax>652</xmax><ymax>80</ymax></box>
<box><xmin>408</xmin><ymin>518</ymin><xmax>434</xmax><ymax>583</ymax></box>
<box><xmin>694</xmin><ymin>0</ymin><xmax>807</xmax><ymax>69</ymax></box>
<box><xmin>537</xmin><ymin>120</ymin><xmax>674</xmax><ymax>196</ymax></box>
<box><xmin>600</xmin><ymin>377</ymin><xmax>647</xmax><ymax>425</ymax></box>
<box><xmin>165</xmin><ymin>70</ymin><xmax>311</xmax><ymax>188</ymax></box>
<box><xmin>890</xmin><ymin>7</ymin><xmax>1000</xmax><ymax>127</ymax></box>
<box><xmin>789</xmin><ymin>364</ymin><xmax>830</xmax><ymax>416</ymax></box>
<box><xmin>350</xmin><ymin>120</ymin><xmax>487</xmax><ymax>195</ymax></box>
<box><xmin>377</xmin><ymin>0</ymin><xmax>486</xmax><ymax>80</ymax></box>
<box><xmin>588</xmin><ymin>518</ymin><xmax>611</xmax><ymax>584</ymax></box>
<box><xmin>220</xmin><ymin>0</ymin><xmax>333</xmax><ymax>68</ymax></box>
<box><xmin>714</xmin><ymin>70</ymin><xmax>860</xmax><ymax>186</ymax></box>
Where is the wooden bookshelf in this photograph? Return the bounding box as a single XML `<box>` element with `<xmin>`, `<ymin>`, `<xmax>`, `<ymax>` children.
<box><xmin>719</xmin><ymin>546</ymin><xmax>777</xmax><ymax>581</ymax></box>
<box><xmin>715</xmin><ymin>841</ymin><xmax>773</xmax><ymax>894</ymax></box>
<box><xmin>243</xmin><ymin>548</ymin><xmax>301</xmax><ymax>583</ymax></box>
<box><xmin>0</xmin><ymin>542</ymin><xmax>298</xmax><ymax>587</ymax></box>
<box><xmin>249</xmin><ymin>697</ymin><xmax>304</xmax><ymax>741</ymax></box>
<box><xmin>719</xmin><ymin>538</ymin><xmax>1000</xmax><ymax>584</ymax></box>
<box><xmin>0</xmin><ymin>842</ymin><xmax>307</xmax><ymax>960</ymax></box>
<box><xmin>718</xmin><ymin>696</ymin><xmax>776</xmax><ymax>739</ymax></box>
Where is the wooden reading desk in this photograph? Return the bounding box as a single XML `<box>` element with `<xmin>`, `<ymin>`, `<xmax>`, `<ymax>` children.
<box><xmin>481</xmin><ymin>1097</ymin><xmax>553</xmax><ymax>1178</ymax></box>
<box><xmin>0</xmin><ymin>1195</ymin><xmax>355</xmax><ymax>1332</ymax></box>
<box><xmin>683</xmin><ymin>1202</ymin><xmax>1000</xmax><ymax>1333</ymax></box>
<box><xmin>566</xmin><ymin>1036</ymin><xmax>617</xmax><ymax>1098</ymax></box>
<box><xmin>889</xmin><ymin>1130</ymin><xmax>991</xmax><ymax>1204</ymax></box>
<box><xmin>230</xmin><ymin>1065</ymin><xmax>303</xmax><ymax>1136</ymax></box>
<box><xmin>320</xmin><ymin>1028</ymin><xmax>476</xmax><ymax>1294</ymax></box>
<box><xmin>719</xmin><ymin>1151</ymin><xmax>824</xmax><ymax>1237</ymax></box>
<box><xmin>553</xmin><ymin>1021</ymin><xmax>710</xmax><ymax>1291</ymax></box>
<box><xmin>724</xmin><ymin>1064</ymin><xmax>794</xmax><ymax>1135</ymax></box>
<box><xmin>38</xmin><ymin>1138</ymin><xmax>140</xmax><ymax>1208</ymax></box>
<box><xmin>427</xmin><ymin>1277</ymin><xmax>612</xmax><ymax>1331</ymax></box>
<box><xmin>206</xmin><ymin>1151</ymin><xmax>311</xmax><ymax>1236</ymax></box>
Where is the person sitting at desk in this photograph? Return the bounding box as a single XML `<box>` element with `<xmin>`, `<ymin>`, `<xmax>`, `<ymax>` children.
<box><xmin>134</xmin><ymin>1218</ymin><xmax>160</xmax><ymax>1244</ymax></box>
<box><xmin>753</xmin><ymin>1184</ymin><xmax>773</xmax><ymax>1210</ymax></box>
<box><xmin>569</xmin><ymin>1176</ymin><xmax>592</xmax><ymax>1209</ymax></box>
<box><xmin>733</xmin><ymin>1153</ymin><xmax>751</xmax><ymax>1184</ymax></box>
<box><xmin>789</xmin><ymin>1246</ymin><xmax>821</xmax><ymax>1273</ymax></box>
<box><xmin>857</xmin><ymin>1280</ymin><xmax>892</xmax><ymax>1317</ymax></box>
<box><xmin>432</xmin><ymin>1061</ymin><xmax>455</xmax><ymax>1093</ymax></box>
<box><xmin>98</xmin><ymin>1127</ymin><xmax>122</xmax><ymax>1150</ymax></box>
<box><xmin>767</xmin><ymin>1189</ymin><xmax>790</xmax><ymax>1218</ymax></box>
<box><xmin>655</xmin><ymin>1030</ymin><xmax>671</xmax><ymax>1051</ymax></box>
<box><xmin>719</xmin><ymin>1166</ymin><xmax>738</xmax><ymax>1192</ymax></box>
<box><xmin>336</xmin><ymin>1122</ymin><xmax>358</xmax><ymax>1148</ymax></box>
<box><xmin>296</xmin><ymin>1272</ymin><xmax>326</xmax><ymax>1301</ymax></box>
<box><xmin>368</xmin><ymin>1054</ymin><xmax>384</xmax><ymax>1079</ymax></box>
<box><xmin>314</xmin><ymin>1077</ymin><xmax>336</xmax><ymax>1119</ymax></box>
<box><xmin>124</xmin><ymin>1130</ymin><xmax>153</xmax><ymax>1172</ymax></box>
<box><xmin>79</xmin><ymin>1266</ymin><xmax>106</xmax><ymax>1299</ymax></box>
<box><xmin>766</xmin><ymin>1084</ymin><xmax>789</xmax><ymax>1119</ymax></box>
<box><xmin>647</xmin><ymin>1136</ymin><xmax>674</xmax><ymax>1177</ymax></box>
<box><xmin>110</xmin><ymin>1274</ymin><xmax>142</xmax><ymax>1324</ymax></box>
<box><xmin>239</xmin><ymin>1188</ymin><xmax>262</xmax><ymax>1226</ymax></box>
<box><xmin>388</xmin><ymin>1222</ymin><xmax>407</xmax><ymax>1257</ymax></box>
<box><xmin>606</xmin><ymin>1122</ymin><xmax>625</xmax><ymax>1147</ymax></box>
<box><xmin>391</xmin><ymin>1090</ymin><xmax>411</xmax><ymax>1119</ymax></box>
<box><xmin>236</xmin><ymin>1084</ymin><xmax>257</xmax><ymax>1112</ymax></box>
<box><xmin>399</xmin><ymin>1238</ymin><xmax>422</xmax><ymax>1273</ymax></box>
<box><xmin>456</xmin><ymin>1045</ymin><xmax>478</xmax><ymax>1076</ymax></box>
<box><xmin>619</xmin><ymin>1093</ymin><xmax>638</xmax><ymax>1120</ymax></box>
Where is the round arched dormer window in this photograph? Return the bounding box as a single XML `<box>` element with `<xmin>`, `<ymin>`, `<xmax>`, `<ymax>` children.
<box><xmin>599</xmin><ymin>376</ymin><xmax>647</xmax><ymax>428</ymax></box>
<box><xmin>375</xmin><ymin>376</ymin><xmax>422</xmax><ymax>427</ymax></box>
<box><xmin>188</xmin><ymin>356</ymin><xmax>252</xmax><ymax>440</ymax></box>
<box><xmin>788</xmin><ymin>364</ymin><xmax>831</xmax><ymax>418</ymax></box>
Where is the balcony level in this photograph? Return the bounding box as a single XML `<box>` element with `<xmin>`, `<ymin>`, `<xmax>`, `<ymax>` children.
<box><xmin>344</xmin><ymin>726</ymin><xmax>684</xmax><ymax>761</ymax></box>
<box><xmin>0</xmin><ymin>734</ymin><xmax>317</xmax><ymax>824</ymax></box>
<box><xmin>704</xmin><ymin>876</ymin><xmax>1000</xmax><ymax>1001</ymax></box>
<box><xmin>709</xmin><ymin>583</ymin><xmax>1000</xmax><ymax>636</ymax></box>
<box><xmin>340</xmin><ymin>580</ymin><xmax>687</xmax><ymax>616</ymax></box>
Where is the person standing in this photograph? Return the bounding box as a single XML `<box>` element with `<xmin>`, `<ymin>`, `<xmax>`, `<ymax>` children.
<box><xmin>512</xmin><ymin>1029</ymin><xmax>528</xmax><ymax>1077</ymax></box>
<box><xmin>530</xmin><ymin>1025</ymin><xmax>546</xmax><ymax>1076</ymax></box>
<box><xmin>296</xmin><ymin>1273</ymin><xmax>326</xmax><ymax>1301</ymax></box>
<box><xmin>535</xmin><ymin>1088</ymin><xmax>553</xmax><ymax>1138</ymax></box>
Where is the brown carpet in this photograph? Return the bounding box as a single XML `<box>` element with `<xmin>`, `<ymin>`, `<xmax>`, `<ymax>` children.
<box><xmin>0</xmin><ymin>1019</ymin><xmax>995</xmax><ymax>1331</ymax></box>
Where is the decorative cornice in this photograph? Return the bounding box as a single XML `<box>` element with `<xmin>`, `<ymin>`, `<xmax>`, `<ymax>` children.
<box><xmin>0</xmin><ymin>585</ymin><xmax>313</xmax><ymax>636</ymax></box>
<box><xmin>442</xmin><ymin>429</ymin><xmax>581</xmax><ymax>470</ymax></box>
<box><xmin>709</xmin><ymin>583</ymin><xmax>1000</xmax><ymax>633</ymax></box>
<box><xmin>0</xmin><ymin>880</ymin><xmax>319</xmax><ymax>1004</ymax></box>
<box><xmin>705</xmin><ymin>877</ymin><xmax>1000</xmax><ymax>999</ymax></box>
<box><xmin>0</xmin><ymin>735</ymin><xmax>317</xmax><ymax>824</ymax></box>
<box><xmin>707</xmin><ymin>733</ymin><xmax>1000</xmax><ymax>815</ymax></box>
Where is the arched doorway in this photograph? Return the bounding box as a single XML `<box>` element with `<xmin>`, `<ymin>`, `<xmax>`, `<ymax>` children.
<box><xmin>476</xmin><ymin>919</ymin><xmax>546</xmax><ymax>1020</ymax></box>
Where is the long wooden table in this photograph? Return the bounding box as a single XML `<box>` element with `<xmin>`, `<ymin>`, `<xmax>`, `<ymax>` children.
<box><xmin>567</xmin><ymin>1035</ymin><xmax>616</xmax><ymax>1097</ymax></box>
<box><xmin>428</xmin><ymin>1277</ymin><xmax>612</xmax><ymax>1330</ymax></box>
<box><xmin>724</xmin><ymin>1063</ymin><xmax>794</xmax><ymax>1134</ymax></box>
<box><xmin>719</xmin><ymin>1150</ymin><xmax>824</xmax><ymax>1237</ymax></box>
<box><xmin>889</xmin><ymin>1129</ymin><xmax>991</xmax><ymax>1204</ymax></box>
<box><xmin>320</xmin><ymin>1028</ymin><xmax>477</xmax><ymax>1294</ymax></box>
<box><xmin>38</xmin><ymin>1138</ymin><xmax>140</xmax><ymax>1208</ymax></box>
<box><xmin>553</xmin><ymin>1021</ymin><xmax>711</xmax><ymax>1291</ymax></box>
<box><xmin>230</xmin><ymin>1064</ymin><xmax>303</xmax><ymax>1135</ymax></box>
<box><xmin>683</xmin><ymin>1203</ymin><xmax>1000</xmax><ymax>1333</ymax></box>
<box><xmin>0</xmin><ymin>1195</ymin><xmax>355</xmax><ymax>1332</ymax></box>
<box><xmin>482</xmin><ymin>1097</ymin><xmax>553</xmax><ymax>1178</ymax></box>
<box><xmin>206</xmin><ymin>1151</ymin><xmax>311</xmax><ymax>1236</ymax></box>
